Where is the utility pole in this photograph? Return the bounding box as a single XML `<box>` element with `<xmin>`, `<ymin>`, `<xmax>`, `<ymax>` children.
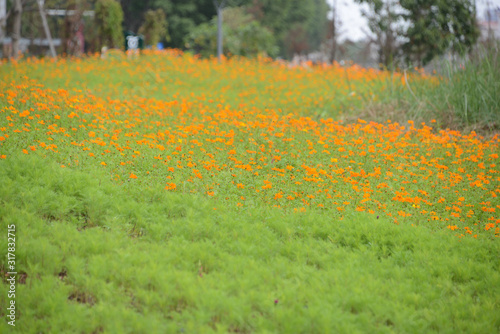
<box><xmin>37</xmin><ymin>0</ymin><xmax>57</xmax><ymax>58</ymax></box>
<box><xmin>214</xmin><ymin>0</ymin><xmax>226</xmax><ymax>63</ymax></box>
<box><xmin>330</xmin><ymin>0</ymin><xmax>338</xmax><ymax>63</ymax></box>
<box><xmin>12</xmin><ymin>0</ymin><xmax>21</xmax><ymax>59</ymax></box>
<box><xmin>0</xmin><ymin>0</ymin><xmax>6</xmax><ymax>55</ymax></box>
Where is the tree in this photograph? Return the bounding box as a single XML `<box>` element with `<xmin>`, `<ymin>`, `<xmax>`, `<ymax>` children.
<box><xmin>356</xmin><ymin>0</ymin><xmax>479</xmax><ymax>68</ymax></box>
<box><xmin>119</xmin><ymin>0</ymin><xmax>328</xmax><ymax>58</ymax></box>
<box><xmin>95</xmin><ymin>0</ymin><xmax>124</xmax><ymax>49</ymax></box>
<box><xmin>120</xmin><ymin>0</ymin><xmax>154</xmax><ymax>33</ymax></box>
<box><xmin>150</xmin><ymin>0</ymin><xmax>217</xmax><ymax>50</ymax></box>
<box><xmin>247</xmin><ymin>0</ymin><xmax>328</xmax><ymax>58</ymax></box>
<box><xmin>284</xmin><ymin>23</ymin><xmax>309</xmax><ymax>56</ymax></box>
<box><xmin>185</xmin><ymin>6</ymin><xmax>277</xmax><ymax>59</ymax></box>
<box><xmin>325</xmin><ymin>0</ymin><xmax>339</xmax><ymax>62</ymax></box>
<box><xmin>306</xmin><ymin>0</ymin><xmax>329</xmax><ymax>52</ymax></box>
<box><xmin>400</xmin><ymin>0</ymin><xmax>479</xmax><ymax>66</ymax></box>
<box><xmin>139</xmin><ymin>8</ymin><xmax>169</xmax><ymax>46</ymax></box>
<box><xmin>355</xmin><ymin>0</ymin><xmax>402</xmax><ymax>69</ymax></box>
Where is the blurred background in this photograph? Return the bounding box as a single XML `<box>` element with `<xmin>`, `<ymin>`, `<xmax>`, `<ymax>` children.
<box><xmin>0</xmin><ymin>0</ymin><xmax>499</xmax><ymax>69</ymax></box>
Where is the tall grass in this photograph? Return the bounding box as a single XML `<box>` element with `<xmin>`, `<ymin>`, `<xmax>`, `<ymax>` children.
<box><xmin>433</xmin><ymin>43</ymin><xmax>500</xmax><ymax>131</ymax></box>
<box><xmin>352</xmin><ymin>43</ymin><xmax>500</xmax><ymax>134</ymax></box>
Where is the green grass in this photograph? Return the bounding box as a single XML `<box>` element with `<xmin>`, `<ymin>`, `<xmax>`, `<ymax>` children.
<box><xmin>0</xmin><ymin>51</ymin><xmax>499</xmax><ymax>332</ymax></box>
<box><xmin>371</xmin><ymin>44</ymin><xmax>500</xmax><ymax>133</ymax></box>
<box><xmin>1</xmin><ymin>153</ymin><xmax>499</xmax><ymax>333</ymax></box>
<box><xmin>434</xmin><ymin>44</ymin><xmax>500</xmax><ymax>131</ymax></box>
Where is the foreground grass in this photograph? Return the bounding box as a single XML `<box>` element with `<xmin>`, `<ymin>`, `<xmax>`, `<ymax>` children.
<box><xmin>1</xmin><ymin>153</ymin><xmax>499</xmax><ymax>333</ymax></box>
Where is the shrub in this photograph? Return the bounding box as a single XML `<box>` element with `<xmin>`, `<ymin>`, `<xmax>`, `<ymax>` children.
<box><xmin>94</xmin><ymin>0</ymin><xmax>124</xmax><ymax>49</ymax></box>
<box><xmin>139</xmin><ymin>9</ymin><xmax>169</xmax><ymax>47</ymax></box>
<box><xmin>185</xmin><ymin>7</ymin><xmax>277</xmax><ymax>58</ymax></box>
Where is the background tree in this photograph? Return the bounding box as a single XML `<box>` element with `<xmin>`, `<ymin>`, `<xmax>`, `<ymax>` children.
<box><xmin>146</xmin><ymin>0</ymin><xmax>217</xmax><ymax>49</ymax></box>
<box><xmin>95</xmin><ymin>0</ymin><xmax>124</xmax><ymax>49</ymax></box>
<box><xmin>248</xmin><ymin>0</ymin><xmax>328</xmax><ymax>58</ymax></box>
<box><xmin>306</xmin><ymin>0</ymin><xmax>329</xmax><ymax>54</ymax></box>
<box><xmin>185</xmin><ymin>6</ymin><xmax>277</xmax><ymax>59</ymax></box>
<box><xmin>356</xmin><ymin>0</ymin><xmax>479</xmax><ymax>68</ymax></box>
<box><xmin>355</xmin><ymin>0</ymin><xmax>402</xmax><ymax>69</ymax></box>
<box><xmin>138</xmin><ymin>8</ymin><xmax>169</xmax><ymax>47</ymax></box>
<box><xmin>325</xmin><ymin>0</ymin><xmax>339</xmax><ymax>63</ymax></box>
<box><xmin>120</xmin><ymin>0</ymin><xmax>153</xmax><ymax>33</ymax></box>
<box><xmin>400</xmin><ymin>0</ymin><xmax>479</xmax><ymax>67</ymax></box>
<box><xmin>119</xmin><ymin>0</ymin><xmax>328</xmax><ymax>58</ymax></box>
<box><xmin>284</xmin><ymin>23</ymin><xmax>309</xmax><ymax>56</ymax></box>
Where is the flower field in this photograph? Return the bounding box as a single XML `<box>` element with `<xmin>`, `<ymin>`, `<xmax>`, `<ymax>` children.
<box><xmin>2</xmin><ymin>52</ymin><xmax>498</xmax><ymax>236</ymax></box>
<box><xmin>0</xmin><ymin>52</ymin><xmax>499</xmax><ymax>332</ymax></box>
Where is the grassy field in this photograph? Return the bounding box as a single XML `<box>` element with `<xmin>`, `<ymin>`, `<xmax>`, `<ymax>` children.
<box><xmin>0</xmin><ymin>51</ymin><xmax>499</xmax><ymax>333</ymax></box>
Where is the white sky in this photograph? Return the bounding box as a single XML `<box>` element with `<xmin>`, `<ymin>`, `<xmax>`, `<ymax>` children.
<box><xmin>327</xmin><ymin>0</ymin><xmax>500</xmax><ymax>42</ymax></box>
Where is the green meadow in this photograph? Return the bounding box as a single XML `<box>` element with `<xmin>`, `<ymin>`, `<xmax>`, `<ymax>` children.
<box><xmin>0</xmin><ymin>52</ymin><xmax>499</xmax><ymax>333</ymax></box>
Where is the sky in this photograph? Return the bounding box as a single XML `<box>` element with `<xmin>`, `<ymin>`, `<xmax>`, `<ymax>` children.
<box><xmin>327</xmin><ymin>0</ymin><xmax>500</xmax><ymax>42</ymax></box>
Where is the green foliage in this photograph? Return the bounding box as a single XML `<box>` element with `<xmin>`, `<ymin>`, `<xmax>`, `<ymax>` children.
<box><xmin>0</xmin><ymin>153</ymin><xmax>499</xmax><ymax>332</ymax></box>
<box><xmin>185</xmin><ymin>7</ymin><xmax>278</xmax><ymax>58</ymax></box>
<box><xmin>400</xmin><ymin>0</ymin><xmax>479</xmax><ymax>66</ymax></box>
<box><xmin>355</xmin><ymin>0</ymin><xmax>402</xmax><ymax>69</ymax></box>
<box><xmin>431</xmin><ymin>44</ymin><xmax>500</xmax><ymax>130</ymax></box>
<box><xmin>283</xmin><ymin>23</ymin><xmax>310</xmax><ymax>56</ymax></box>
<box><xmin>307</xmin><ymin>0</ymin><xmax>330</xmax><ymax>52</ymax></box>
<box><xmin>139</xmin><ymin>8</ymin><xmax>169</xmax><ymax>46</ymax></box>
<box><xmin>95</xmin><ymin>0</ymin><xmax>124</xmax><ymax>49</ymax></box>
<box><xmin>246</xmin><ymin>0</ymin><xmax>328</xmax><ymax>57</ymax></box>
<box><xmin>119</xmin><ymin>0</ymin><xmax>328</xmax><ymax>56</ymax></box>
<box><xmin>356</xmin><ymin>0</ymin><xmax>479</xmax><ymax>67</ymax></box>
<box><xmin>151</xmin><ymin>0</ymin><xmax>217</xmax><ymax>49</ymax></box>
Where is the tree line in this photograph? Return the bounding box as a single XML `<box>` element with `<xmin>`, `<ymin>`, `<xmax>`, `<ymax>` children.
<box><xmin>1</xmin><ymin>0</ymin><xmax>480</xmax><ymax>67</ymax></box>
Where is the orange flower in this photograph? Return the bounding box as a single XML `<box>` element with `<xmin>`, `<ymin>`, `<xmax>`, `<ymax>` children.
<box><xmin>485</xmin><ymin>223</ymin><xmax>495</xmax><ymax>231</ymax></box>
<box><xmin>129</xmin><ymin>173</ymin><xmax>138</xmax><ymax>179</ymax></box>
<box><xmin>165</xmin><ymin>182</ymin><xmax>176</xmax><ymax>190</ymax></box>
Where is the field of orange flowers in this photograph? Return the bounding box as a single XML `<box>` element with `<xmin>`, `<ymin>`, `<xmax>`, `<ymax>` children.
<box><xmin>1</xmin><ymin>51</ymin><xmax>498</xmax><ymax>238</ymax></box>
<box><xmin>1</xmin><ymin>51</ymin><xmax>500</xmax><ymax>333</ymax></box>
